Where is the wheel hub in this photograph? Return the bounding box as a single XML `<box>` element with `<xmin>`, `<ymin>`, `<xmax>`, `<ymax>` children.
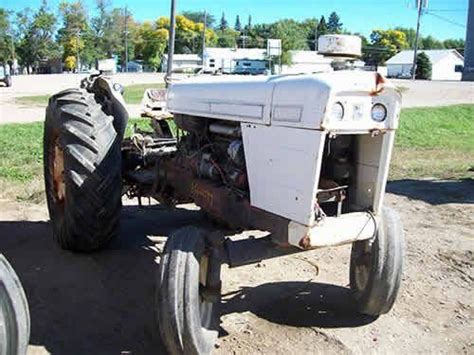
<box><xmin>199</xmin><ymin>255</ymin><xmax>214</xmax><ymax>329</ymax></box>
<box><xmin>354</xmin><ymin>242</ymin><xmax>373</xmax><ymax>291</ymax></box>
<box><xmin>51</xmin><ymin>136</ymin><xmax>66</xmax><ymax>204</ymax></box>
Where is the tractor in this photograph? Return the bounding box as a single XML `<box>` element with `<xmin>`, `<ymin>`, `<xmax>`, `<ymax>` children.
<box><xmin>0</xmin><ymin>254</ymin><xmax>30</xmax><ymax>355</ymax></box>
<box><xmin>43</xmin><ymin>35</ymin><xmax>404</xmax><ymax>354</ymax></box>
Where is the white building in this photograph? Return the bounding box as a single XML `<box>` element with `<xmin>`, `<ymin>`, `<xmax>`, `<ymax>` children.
<box><xmin>386</xmin><ymin>49</ymin><xmax>465</xmax><ymax>80</ymax></box>
<box><xmin>203</xmin><ymin>48</ymin><xmax>266</xmax><ymax>73</ymax></box>
<box><xmin>161</xmin><ymin>54</ymin><xmax>202</xmax><ymax>73</ymax></box>
<box><xmin>280</xmin><ymin>51</ymin><xmax>333</xmax><ymax>74</ymax></box>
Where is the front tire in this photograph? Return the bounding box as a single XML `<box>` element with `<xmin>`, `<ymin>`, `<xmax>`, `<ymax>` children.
<box><xmin>43</xmin><ymin>88</ymin><xmax>122</xmax><ymax>251</ymax></box>
<box><xmin>156</xmin><ymin>227</ymin><xmax>219</xmax><ymax>355</ymax></box>
<box><xmin>0</xmin><ymin>254</ymin><xmax>30</xmax><ymax>355</ymax></box>
<box><xmin>350</xmin><ymin>207</ymin><xmax>404</xmax><ymax>316</ymax></box>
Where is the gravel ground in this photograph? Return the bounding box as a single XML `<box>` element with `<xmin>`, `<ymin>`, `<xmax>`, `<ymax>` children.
<box><xmin>1</xmin><ymin>74</ymin><xmax>473</xmax><ymax>124</ymax></box>
<box><xmin>391</xmin><ymin>79</ymin><xmax>474</xmax><ymax>108</ymax></box>
<box><xmin>0</xmin><ymin>73</ymin><xmax>164</xmax><ymax>124</ymax></box>
<box><xmin>0</xmin><ymin>179</ymin><xmax>472</xmax><ymax>354</ymax></box>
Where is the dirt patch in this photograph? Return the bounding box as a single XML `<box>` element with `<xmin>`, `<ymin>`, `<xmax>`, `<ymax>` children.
<box><xmin>0</xmin><ymin>179</ymin><xmax>473</xmax><ymax>354</ymax></box>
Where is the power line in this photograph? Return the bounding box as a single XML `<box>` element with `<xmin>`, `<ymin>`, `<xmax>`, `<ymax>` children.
<box><xmin>428</xmin><ymin>9</ymin><xmax>468</xmax><ymax>12</ymax></box>
<box><xmin>425</xmin><ymin>11</ymin><xmax>467</xmax><ymax>28</ymax></box>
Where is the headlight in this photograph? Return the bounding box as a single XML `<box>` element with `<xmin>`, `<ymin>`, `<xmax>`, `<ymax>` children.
<box><xmin>371</xmin><ymin>103</ymin><xmax>387</xmax><ymax>122</ymax></box>
<box><xmin>330</xmin><ymin>102</ymin><xmax>345</xmax><ymax>121</ymax></box>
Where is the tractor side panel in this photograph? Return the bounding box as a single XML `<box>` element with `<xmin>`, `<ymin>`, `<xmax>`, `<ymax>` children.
<box><xmin>241</xmin><ymin>123</ymin><xmax>326</xmax><ymax>226</ymax></box>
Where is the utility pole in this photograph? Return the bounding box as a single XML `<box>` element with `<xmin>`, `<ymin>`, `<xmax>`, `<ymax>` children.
<box><xmin>241</xmin><ymin>34</ymin><xmax>248</xmax><ymax>48</ymax></box>
<box><xmin>412</xmin><ymin>0</ymin><xmax>425</xmax><ymax>80</ymax></box>
<box><xmin>76</xmin><ymin>30</ymin><xmax>80</xmax><ymax>73</ymax></box>
<box><xmin>124</xmin><ymin>6</ymin><xmax>129</xmax><ymax>73</ymax></box>
<box><xmin>462</xmin><ymin>0</ymin><xmax>474</xmax><ymax>81</ymax></box>
<box><xmin>10</xmin><ymin>35</ymin><xmax>15</xmax><ymax>60</ymax></box>
<box><xmin>10</xmin><ymin>31</ymin><xmax>16</xmax><ymax>75</ymax></box>
<box><xmin>166</xmin><ymin>0</ymin><xmax>177</xmax><ymax>85</ymax></box>
<box><xmin>314</xmin><ymin>26</ymin><xmax>318</xmax><ymax>51</ymax></box>
<box><xmin>202</xmin><ymin>11</ymin><xmax>207</xmax><ymax>67</ymax></box>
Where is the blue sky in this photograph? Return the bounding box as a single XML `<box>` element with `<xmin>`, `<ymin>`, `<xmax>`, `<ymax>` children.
<box><xmin>3</xmin><ymin>0</ymin><xmax>469</xmax><ymax>40</ymax></box>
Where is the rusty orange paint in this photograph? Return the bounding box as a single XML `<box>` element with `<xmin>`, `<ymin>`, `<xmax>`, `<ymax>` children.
<box><xmin>299</xmin><ymin>234</ymin><xmax>312</xmax><ymax>249</ymax></box>
<box><xmin>370</xmin><ymin>72</ymin><xmax>387</xmax><ymax>96</ymax></box>
<box><xmin>51</xmin><ymin>136</ymin><xmax>66</xmax><ymax>204</ymax></box>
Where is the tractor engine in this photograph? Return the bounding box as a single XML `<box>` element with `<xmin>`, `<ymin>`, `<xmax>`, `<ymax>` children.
<box><xmin>122</xmin><ymin>115</ymin><xmax>250</xmax><ymax>215</ymax></box>
<box><xmin>173</xmin><ymin>115</ymin><xmax>248</xmax><ymax>193</ymax></box>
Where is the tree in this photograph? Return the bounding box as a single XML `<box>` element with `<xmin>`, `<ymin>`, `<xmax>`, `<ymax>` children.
<box><xmin>156</xmin><ymin>14</ymin><xmax>217</xmax><ymax>54</ymax></box>
<box><xmin>64</xmin><ymin>55</ymin><xmax>76</xmax><ymax>71</ymax></box>
<box><xmin>246</xmin><ymin>15</ymin><xmax>252</xmax><ymax>31</ymax></box>
<box><xmin>235</xmin><ymin>15</ymin><xmax>242</xmax><ymax>32</ymax></box>
<box><xmin>181</xmin><ymin>11</ymin><xmax>215</xmax><ymax>28</ymax></box>
<box><xmin>443</xmin><ymin>38</ymin><xmax>465</xmax><ymax>55</ymax></box>
<box><xmin>216</xmin><ymin>29</ymin><xmax>238</xmax><ymax>48</ymax></box>
<box><xmin>246</xmin><ymin>23</ymin><xmax>271</xmax><ymax>48</ymax></box>
<box><xmin>269</xmin><ymin>19</ymin><xmax>309</xmax><ymax>64</ymax></box>
<box><xmin>219</xmin><ymin>12</ymin><xmax>228</xmax><ymax>31</ymax></box>
<box><xmin>91</xmin><ymin>1</ymin><xmax>126</xmax><ymax>60</ymax></box>
<box><xmin>327</xmin><ymin>12</ymin><xmax>342</xmax><ymax>34</ymax></box>
<box><xmin>0</xmin><ymin>8</ymin><xmax>13</xmax><ymax>62</ymax></box>
<box><xmin>415</xmin><ymin>52</ymin><xmax>432</xmax><ymax>80</ymax></box>
<box><xmin>394</xmin><ymin>27</ymin><xmax>417</xmax><ymax>48</ymax></box>
<box><xmin>134</xmin><ymin>21</ymin><xmax>168</xmax><ymax>70</ymax></box>
<box><xmin>368</xmin><ymin>29</ymin><xmax>409</xmax><ymax>65</ymax></box>
<box><xmin>16</xmin><ymin>1</ymin><xmax>59</xmax><ymax>73</ymax></box>
<box><xmin>317</xmin><ymin>16</ymin><xmax>328</xmax><ymax>38</ymax></box>
<box><xmin>57</xmin><ymin>1</ymin><xmax>90</xmax><ymax>69</ymax></box>
<box><xmin>421</xmin><ymin>35</ymin><xmax>444</xmax><ymax>50</ymax></box>
<box><xmin>300</xmin><ymin>18</ymin><xmax>318</xmax><ymax>50</ymax></box>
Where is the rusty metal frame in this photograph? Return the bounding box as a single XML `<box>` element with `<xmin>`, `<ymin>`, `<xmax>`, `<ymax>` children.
<box><xmin>158</xmin><ymin>158</ymin><xmax>292</xmax><ymax>244</ymax></box>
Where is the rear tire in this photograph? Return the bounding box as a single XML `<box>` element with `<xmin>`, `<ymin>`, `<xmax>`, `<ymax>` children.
<box><xmin>44</xmin><ymin>88</ymin><xmax>122</xmax><ymax>251</ymax></box>
<box><xmin>350</xmin><ymin>207</ymin><xmax>404</xmax><ymax>316</ymax></box>
<box><xmin>156</xmin><ymin>227</ymin><xmax>219</xmax><ymax>355</ymax></box>
<box><xmin>0</xmin><ymin>254</ymin><xmax>30</xmax><ymax>355</ymax></box>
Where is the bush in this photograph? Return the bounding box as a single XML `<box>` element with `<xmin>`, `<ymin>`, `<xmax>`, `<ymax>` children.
<box><xmin>415</xmin><ymin>52</ymin><xmax>432</xmax><ymax>80</ymax></box>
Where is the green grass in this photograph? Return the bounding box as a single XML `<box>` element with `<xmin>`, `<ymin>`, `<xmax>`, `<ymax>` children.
<box><xmin>396</xmin><ymin>105</ymin><xmax>474</xmax><ymax>151</ymax></box>
<box><xmin>125</xmin><ymin>117</ymin><xmax>177</xmax><ymax>138</ymax></box>
<box><xmin>0</xmin><ymin>122</ymin><xmax>44</xmax><ymax>183</ymax></box>
<box><xmin>125</xmin><ymin>118</ymin><xmax>155</xmax><ymax>137</ymax></box>
<box><xmin>0</xmin><ymin>104</ymin><xmax>472</xmax><ymax>202</ymax></box>
<box><xmin>15</xmin><ymin>95</ymin><xmax>50</xmax><ymax>107</ymax></box>
<box><xmin>122</xmin><ymin>83</ymin><xmax>165</xmax><ymax>105</ymax></box>
<box><xmin>0</xmin><ymin>118</ymin><xmax>157</xmax><ymax>202</ymax></box>
<box><xmin>390</xmin><ymin>104</ymin><xmax>474</xmax><ymax>179</ymax></box>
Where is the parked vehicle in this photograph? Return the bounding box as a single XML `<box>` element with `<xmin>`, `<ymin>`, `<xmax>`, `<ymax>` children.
<box><xmin>233</xmin><ymin>59</ymin><xmax>268</xmax><ymax>75</ymax></box>
<box><xmin>0</xmin><ymin>64</ymin><xmax>12</xmax><ymax>87</ymax></box>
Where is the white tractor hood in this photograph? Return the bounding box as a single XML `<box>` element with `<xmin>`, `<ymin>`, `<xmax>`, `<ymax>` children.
<box><xmin>166</xmin><ymin>71</ymin><xmax>401</xmax><ymax>131</ymax></box>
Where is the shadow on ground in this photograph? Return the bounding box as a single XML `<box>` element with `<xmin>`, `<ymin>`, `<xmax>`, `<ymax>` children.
<box><xmin>0</xmin><ymin>203</ymin><xmax>378</xmax><ymax>354</ymax></box>
<box><xmin>387</xmin><ymin>178</ymin><xmax>474</xmax><ymax>205</ymax></box>
<box><xmin>0</xmin><ymin>204</ymin><xmax>203</xmax><ymax>355</ymax></box>
<box><xmin>222</xmin><ymin>281</ymin><xmax>375</xmax><ymax>329</ymax></box>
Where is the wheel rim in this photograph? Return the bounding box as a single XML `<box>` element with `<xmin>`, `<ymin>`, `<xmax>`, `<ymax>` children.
<box><xmin>199</xmin><ymin>255</ymin><xmax>214</xmax><ymax>329</ymax></box>
<box><xmin>354</xmin><ymin>242</ymin><xmax>373</xmax><ymax>291</ymax></box>
<box><xmin>50</xmin><ymin>134</ymin><xmax>66</xmax><ymax>206</ymax></box>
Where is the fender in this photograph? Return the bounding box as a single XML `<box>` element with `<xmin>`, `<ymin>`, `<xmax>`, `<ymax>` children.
<box><xmin>81</xmin><ymin>74</ymin><xmax>129</xmax><ymax>139</ymax></box>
